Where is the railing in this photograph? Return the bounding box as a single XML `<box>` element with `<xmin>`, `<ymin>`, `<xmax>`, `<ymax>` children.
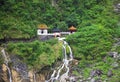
<box><xmin>60</xmin><ymin>32</ymin><xmax>70</xmax><ymax>35</ymax></box>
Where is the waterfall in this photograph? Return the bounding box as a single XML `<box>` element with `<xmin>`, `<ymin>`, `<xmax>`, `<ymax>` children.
<box><xmin>33</xmin><ymin>73</ymin><xmax>37</xmax><ymax>82</ymax></box>
<box><xmin>1</xmin><ymin>49</ymin><xmax>12</xmax><ymax>82</ymax></box>
<box><xmin>46</xmin><ymin>38</ymin><xmax>73</xmax><ymax>82</ymax></box>
<box><xmin>68</xmin><ymin>44</ymin><xmax>73</xmax><ymax>60</ymax></box>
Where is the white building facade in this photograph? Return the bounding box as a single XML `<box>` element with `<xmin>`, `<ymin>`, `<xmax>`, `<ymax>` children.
<box><xmin>37</xmin><ymin>29</ymin><xmax>48</xmax><ymax>35</ymax></box>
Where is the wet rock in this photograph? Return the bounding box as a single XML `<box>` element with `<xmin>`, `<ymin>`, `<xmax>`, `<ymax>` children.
<box><xmin>0</xmin><ymin>66</ymin><xmax>4</xmax><ymax>82</ymax></box>
<box><xmin>36</xmin><ymin>74</ymin><xmax>45</xmax><ymax>82</ymax></box>
<box><xmin>71</xmin><ymin>59</ymin><xmax>79</xmax><ymax>65</ymax></box>
<box><xmin>65</xmin><ymin>78</ymin><xmax>70</xmax><ymax>82</ymax></box>
<box><xmin>59</xmin><ymin>74</ymin><xmax>69</xmax><ymax>82</ymax></box>
<box><xmin>117</xmin><ymin>54</ymin><xmax>120</xmax><ymax>60</ymax></box>
<box><xmin>117</xmin><ymin>3</ymin><xmax>120</xmax><ymax>9</ymax></box>
<box><xmin>96</xmin><ymin>70</ymin><xmax>103</xmax><ymax>76</ymax></box>
<box><xmin>107</xmin><ymin>70</ymin><xmax>113</xmax><ymax>77</ymax></box>
<box><xmin>11</xmin><ymin>55</ymin><xmax>28</xmax><ymax>79</ymax></box>
<box><xmin>11</xmin><ymin>69</ymin><xmax>20</xmax><ymax>82</ymax></box>
<box><xmin>90</xmin><ymin>78</ymin><xmax>96</xmax><ymax>82</ymax></box>
<box><xmin>90</xmin><ymin>69</ymin><xmax>103</xmax><ymax>77</ymax></box>
<box><xmin>114</xmin><ymin>42</ymin><xmax>120</xmax><ymax>46</ymax></box>
<box><xmin>69</xmin><ymin>76</ymin><xmax>77</xmax><ymax>82</ymax></box>
<box><xmin>90</xmin><ymin>70</ymin><xmax>96</xmax><ymax>77</ymax></box>
<box><xmin>87</xmin><ymin>77</ymin><xmax>92</xmax><ymax>80</ymax></box>
<box><xmin>2</xmin><ymin>64</ymin><xmax>9</xmax><ymax>82</ymax></box>
<box><xmin>21</xmin><ymin>79</ymin><xmax>30</xmax><ymax>82</ymax></box>
<box><xmin>90</xmin><ymin>78</ymin><xmax>102</xmax><ymax>82</ymax></box>
<box><xmin>112</xmin><ymin>62</ymin><xmax>119</xmax><ymax>68</ymax></box>
<box><xmin>114</xmin><ymin>3</ymin><xmax>120</xmax><ymax>12</ymax></box>
<box><xmin>0</xmin><ymin>78</ymin><xmax>5</xmax><ymax>82</ymax></box>
<box><xmin>0</xmin><ymin>69</ymin><xmax>2</xmax><ymax>76</ymax></box>
<box><xmin>79</xmin><ymin>79</ymin><xmax>83</xmax><ymax>82</ymax></box>
<box><xmin>108</xmin><ymin>52</ymin><xmax>118</xmax><ymax>58</ymax></box>
<box><xmin>96</xmin><ymin>79</ymin><xmax>102</xmax><ymax>82</ymax></box>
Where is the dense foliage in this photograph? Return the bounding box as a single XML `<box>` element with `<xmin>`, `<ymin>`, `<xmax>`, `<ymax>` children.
<box><xmin>6</xmin><ymin>39</ymin><xmax>62</xmax><ymax>70</ymax></box>
<box><xmin>0</xmin><ymin>0</ymin><xmax>120</xmax><ymax>81</ymax></box>
<box><xmin>67</xmin><ymin>24</ymin><xmax>114</xmax><ymax>59</ymax></box>
<box><xmin>0</xmin><ymin>0</ymin><xmax>119</xmax><ymax>39</ymax></box>
<box><xmin>66</xmin><ymin>25</ymin><xmax>119</xmax><ymax>81</ymax></box>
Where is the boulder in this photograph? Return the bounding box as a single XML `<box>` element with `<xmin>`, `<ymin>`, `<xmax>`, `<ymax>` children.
<box><xmin>90</xmin><ymin>69</ymin><xmax>103</xmax><ymax>77</ymax></box>
<box><xmin>107</xmin><ymin>70</ymin><xmax>113</xmax><ymax>77</ymax></box>
<box><xmin>108</xmin><ymin>52</ymin><xmax>118</xmax><ymax>58</ymax></box>
<box><xmin>112</xmin><ymin>62</ymin><xmax>119</xmax><ymax>68</ymax></box>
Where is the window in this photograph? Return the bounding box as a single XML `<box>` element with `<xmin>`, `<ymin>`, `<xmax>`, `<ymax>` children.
<box><xmin>41</xmin><ymin>30</ymin><xmax>44</xmax><ymax>34</ymax></box>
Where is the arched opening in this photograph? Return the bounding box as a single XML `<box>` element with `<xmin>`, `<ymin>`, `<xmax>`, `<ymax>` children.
<box><xmin>41</xmin><ymin>30</ymin><xmax>44</xmax><ymax>34</ymax></box>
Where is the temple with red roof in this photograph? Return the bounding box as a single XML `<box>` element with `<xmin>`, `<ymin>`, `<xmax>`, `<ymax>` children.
<box><xmin>69</xmin><ymin>26</ymin><xmax>77</xmax><ymax>33</ymax></box>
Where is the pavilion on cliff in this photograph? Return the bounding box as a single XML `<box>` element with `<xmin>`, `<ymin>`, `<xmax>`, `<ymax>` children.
<box><xmin>37</xmin><ymin>24</ymin><xmax>48</xmax><ymax>35</ymax></box>
<box><xmin>69</xmin><ymin>26</ymin><xmax>77</xmax><ymax>33</ymax></box>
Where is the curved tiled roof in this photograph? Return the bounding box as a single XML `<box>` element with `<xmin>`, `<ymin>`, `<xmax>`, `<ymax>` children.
<box><xmin>38</xmin><ymin>24</ymin><xmax>48</xmax><ymax>29</ymax></box>
<box><xmin>69</xmin><ymin>26</ymin><xmax>77</xmax><ymax>31</ymax></box>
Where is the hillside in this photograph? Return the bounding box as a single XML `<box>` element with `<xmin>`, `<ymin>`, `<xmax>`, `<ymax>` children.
<box><xmin>0</xmin><ymin>0</ymin><xmax>119</xmax><ymax>39</ymax></box>
<box><xmin>0</xmin><ymin>0</ymin><xmax>120</xmax><ymax>82</ymax></box>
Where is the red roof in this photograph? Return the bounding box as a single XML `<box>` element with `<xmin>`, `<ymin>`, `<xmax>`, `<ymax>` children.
<box><xmin>69</xmin><ymin>26</ymin><xmax>77</xmax><ymax>31</ymax></box>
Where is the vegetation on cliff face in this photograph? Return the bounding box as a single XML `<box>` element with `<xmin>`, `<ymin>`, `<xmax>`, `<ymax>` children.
<box><xmin>6</xmin><ymin>39</ymin><xmax>62</xmax><ymax>70</ymax></box>
<box><xmin>64</xmin><ymin>0</ymin><xmax>120</xmax><ymax>81</ymax></box>
<box><xmin>0</xmin><ymin>0</ymin><xmax>120</xmax><ymax>81</ymax></box>
<box><xmin>67</xmin><ymin>25</ymin><xmax>114</xmax><ymax>59</ymax></box>
<box><xmin>0</xmin><ymin>0</ymin><xmax>119</xmax><ymax>39</ymax></box>
<box><xmin>66</xmin><ymin>25</ymin><xmax>120</xmax><ymax>81</ymax></box>
<box><xmin>0</xmin><ymin>49</ymin><xmax>4</xmax><ymax>65</ymax></box>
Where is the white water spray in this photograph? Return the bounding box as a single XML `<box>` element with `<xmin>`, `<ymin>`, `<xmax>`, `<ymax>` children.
<box><xmin>1</xmin><ymin>49</ymin><xmax>12</xmax><ymax>82</ymax></box>
<box><xmin>33</xmin><ymin>73</ymin><xmax>37</xmax><ymax>82</ymax></box>
<box><xmin>46</xmin><ymin>38</ymin><xmax>73</xmax><ymax>82</ymax></box>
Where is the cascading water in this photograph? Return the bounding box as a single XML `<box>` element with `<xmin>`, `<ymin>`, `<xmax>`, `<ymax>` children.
<box><xmin>1</xmin><ymin>49</ymin><xmax>12</xmax><ymax>82</ymax></box>
<box><xmin>33</xmin><ymin>72</ymin><xmax>37</xmax><ymax>82</ymax></box>
<box><xmin>46</xmin><ymin>38</ymin><xmax>74</xmax><ymax>82</ymax></box>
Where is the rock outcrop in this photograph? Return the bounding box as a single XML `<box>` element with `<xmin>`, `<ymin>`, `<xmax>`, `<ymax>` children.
<box><xmin>1</xmin><ymin>64</ymin><xmax>47</xmax><ymax>82</ymax></box>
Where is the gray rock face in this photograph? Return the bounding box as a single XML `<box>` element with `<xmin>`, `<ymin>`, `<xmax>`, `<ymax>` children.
<box><xmin>59</xmin><ymin>74</ymin><xmax>79</xmax><ymax>82</ymax></box>
<box><xmin>108</xmin><ymin>52</ymin><xmax>118</xmax><ymax>58</ymax></box>
<box><xmin>90</xmin><ymin>70</ymin><xmax>96</xmax><ymax>77</ymax></box>
<box><xmin>90</xmin><ymin>70</ymin><xmax>103</xmax><ymax>77</ymax></box>
<box><xmin>96</xmin><ymin>79</ymin><xmax>102</xmax><ymax>82</ymax></box>
<box><xmin>69</xmin><ymin>76</ymin><xmax>77</xmax><ymax>82</ymax></box>
<box><xmin>10</xmin><ymin>55</ymin><xmax>28</xmax><ymax>79</ymax></box>
<box><xmin>112</xmin><ymin>62</ymin><xmax>119</xmax><ymax>68</ymax></box>
<box><xmin>0</xmin><ymin>66</ymin><xmax>4</xmax><ymax>82</ymax></box>
<box><xmin>114</xmin><ymin>3</ymin><xmax>120</xmax><ymax>13</ymax></box>
<box><xmin>107</xmin><ymin>70</ymin><xmax>113</xmax><ymax>77</ymax></box>
<box><xmin>117</xmin><ymin>3</ymin><xmax>120</xmax><ymax>9</ymax></box>
<box><xmin>90</xmin><ymin>78</ymin><xmax>96</xmax><ymax>82</ymax></box>
<box><xmin>21</xmin><ymin>79</ymin><xmax>30</xmax><ymax>82</ymax></box>
<box><xmin>59</xmin><ymin>74</ymin><xmax>69</xmax><ymax>82</ymax></box>
<box><xmin>90</xmin><ymin>78</ymin><xmax>102</xmax><ymax>82</ymax></box>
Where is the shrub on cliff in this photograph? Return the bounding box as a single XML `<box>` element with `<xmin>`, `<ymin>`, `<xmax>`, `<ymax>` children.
<box><xmin>66</xmin><ymin>24</ymin><xmax>114</xmax><ymax>59</ymax></box>
<box><xmin>7</xmin><ymin>39</ymin><xmax>62</xmax><ymax>70</ymax></box>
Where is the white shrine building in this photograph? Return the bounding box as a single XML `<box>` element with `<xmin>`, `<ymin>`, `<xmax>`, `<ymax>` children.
<box><xmin>37</xmin><ymin>24</ymin><xmax>48</xmax><ymax>35</ymax></box>
<box><xmin>37</xmin><ymin>24</ymin><xmax>77</xmax><ymax>38</ymax></box>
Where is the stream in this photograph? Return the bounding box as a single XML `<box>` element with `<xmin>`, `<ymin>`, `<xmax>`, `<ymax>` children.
<box><xmin>1</xmin><ymin>49</ymin><xmax>12</xmax><ymax>82</ymax></box>
<box><xmin>46</xmin><ymin>38</ymin><xmax>74</xmax><ymax>82</ymax></box>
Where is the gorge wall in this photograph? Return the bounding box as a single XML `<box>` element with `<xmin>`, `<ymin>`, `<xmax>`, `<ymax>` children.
<box><xmin>1</xmin><ymin>64</ymin><xmax>47</xmax><ymax>82</ymax></box>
